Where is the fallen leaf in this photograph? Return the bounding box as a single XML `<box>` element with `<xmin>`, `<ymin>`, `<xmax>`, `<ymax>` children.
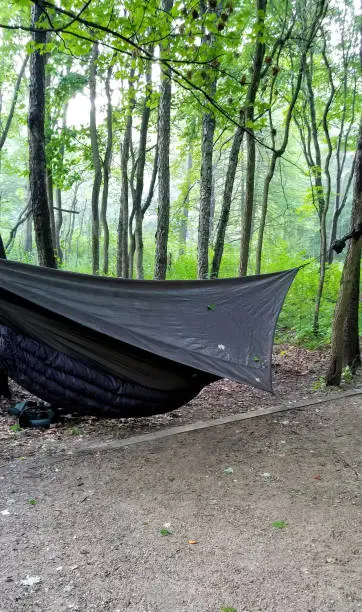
<box><xmin>188</xmin><ymin>540</ymin><xmax>198</xmax><ymax>545</ymax></box>
<box><xmin>21</xmin><ymin>576</ymin><xmax>41</xmax><ymax>586</ymax></box>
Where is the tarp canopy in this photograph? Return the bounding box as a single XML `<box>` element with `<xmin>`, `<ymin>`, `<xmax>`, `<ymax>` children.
<box><xmin>0</xmin><ymin>259</ymin><xmax>297</xmax><ymax>392</ymax></box>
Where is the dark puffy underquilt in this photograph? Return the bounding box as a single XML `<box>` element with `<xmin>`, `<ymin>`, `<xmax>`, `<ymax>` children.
<box><xmin>0</xmin><ymin>326</ymin><xmax>203</xmax><ymax>418</ymax></box>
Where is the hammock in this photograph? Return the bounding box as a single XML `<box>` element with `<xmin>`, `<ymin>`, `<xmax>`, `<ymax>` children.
<box><xmin>0</xmin><ymin>259</ymin><xmax>297</xmax><ymax>417</ymax></box>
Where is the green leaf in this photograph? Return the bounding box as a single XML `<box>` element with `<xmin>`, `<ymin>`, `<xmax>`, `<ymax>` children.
<box><xmin>223</xmin><ymin>467</ymin><xmax>234</xmax><ymax>475</ymax></box>
<box><xmin>207</xmin><ymin>303</ymin><xmax>216</xmax><ymax>311</ymax></box>
<box><xmin>160</xmin><ymin>528</ymin><xmax>172</xmax><ymax>536</ymax></box>
<box><xmin>29</xmin><ymin>498</ymin><xmax>37</xmax><ymax>506</ymax></box>
<box><xmin>272</xmin><ymin>520</ymin><xmax>288</xmax><ymax>529</ymax></box>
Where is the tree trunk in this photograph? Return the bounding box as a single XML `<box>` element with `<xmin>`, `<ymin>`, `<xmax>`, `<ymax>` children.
<box><xmin>154</xmin><ymin>0</ymin><xmax>173</xmax><ymax>280</ymax></box>
<box><xmin>326</xmin><ymin>119</ymin><xmax>361</xmax><ymax>385</ymax></box>
<box><xmin>239</xmin><ymin>0</ymin><xmax>267</xmax><ymax>276</ymax></box>
<box><xmin>0</xmin><ymin>233</ymin><xmax>5</xmax><ymax>258</ymax></box>
<box><xmin>137</xmin><ymin>143</ymin><xmax>158</xmax><ymax>279</ymax></box>
<box><xmin>46</xmin><ymin>165</ymin><xmax>56</xmax><ymax>251</ymax></box>
<box><xmin>132</xmin><ymin>56</ymin><xmax>153</xmax><ymax>279</ymax></box>
<box><xmin>117</xmin><ymin>72</ymin><xmax>135</xmax><ymax>278</ymax></box>
<box><xmin>0</xmin><ymin>55</ymin><xmax>28</xmax><ymax>151</ymax></box>
<box><xmin>179</xmin><ymin>146</ymin><xmax>193</xmax><ymax>256</ymax></box>
<box><xmin>101</xmin><ymin>66</ymin><xmax>113</xmax><ymax>276</ymax></box>
<box><xmin>0</xmin><ymin>233</ymin><xmax>10</xmax><ymax>397</ymax></box>
<box><xmin>211</xmin><ymin>125</ymin><xmax>243</xmax><ymax>277</ymax></box>
<box><xmin>89</xmin><ymin>42</ymin><xmax>102</xmax><ymax>275</ymax></box>
<box><xmin>24</xmin><ymin>209</ymin><xmax>33</xmax><ymax>252</ymax></box>
<box><xmin>28</xmin><ymin>4</ymin><xmax>56</xmax><ymax>268</ymax></box>
<box><xmin>328</xmin><ymin>157</ymin><xmax>356</xmax><ymax>263</ymax></box>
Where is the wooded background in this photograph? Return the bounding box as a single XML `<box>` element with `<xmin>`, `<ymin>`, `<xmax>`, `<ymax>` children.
<box><xmin>0</xmin><ymin>0</ymin><xmax>360</xmax><ymax>364</ymax></box>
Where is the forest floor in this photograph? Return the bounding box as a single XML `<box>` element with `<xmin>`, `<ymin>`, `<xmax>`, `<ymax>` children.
<box><xmin>0</xmin><ymin>344</ymin><xmax>360</xmax><ymax>461</ymax></box>
<box><xmin>0</xmin><ymin>385</ymin><xmax>362</xmax><ymax>610</ymax></box>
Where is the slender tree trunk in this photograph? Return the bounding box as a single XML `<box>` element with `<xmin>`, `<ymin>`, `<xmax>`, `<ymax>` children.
<box><xmin>24</xmin><ymin>209</ymin><xmax>33</xmax><ymax>253</ymax></box>
<box><xmin>308</xmin><ymin>49</ymin><xmax>334</xmax><ymax>335</ymax></box>
<box><xmin>0</xmin><ymin>55</ymin><xmax>28</xmax><ymax>151</ymax></box>
<box><xmin>28</xmin><ymin>4</ymin><xmax>56</xmax><ymax>268</ymax></box>
<box><xmin>101</xmin><ymin>66</ymin><xmax>113</xmax><ymax>275</ymax></box>
<box><xmin>132</xmin><ymin>56</ymin><xmax>153</xmax><ymax>279</ymax></box>
<box><xmin>0</xmin><ymin>233</ymin><xmax>5</xmax><ymax>258</ymax></box>
<box><xmin>46</xmin><ymin>165</ymin><xmax>56</xmax><ymax>251</ymax></box>
<box><xmin>179</xmin><ymin>146</ymin><xmax>193</xmax><ymax>256</ymax></box>
<box><xmin>239</xmin><ymin>0</ymin><xmax>267</xmax><ymax>276</ymax></box>
<box><xmin>328</xmin><ymin>157</ymin><xmax>356</xmax><ymax>263</ymax></box>
<box><xmin>89</xmin><ymin>42</ymin><xmax>102</xmax><ymax>275</ymax></box>
<box><xmin>138</xmin><ymin>143</ymin><xmax>158</xmax><ymax>278</ymax></box>
<box><xmin>117</xmin><ymin>72</ymin><xmax>135</xmax><ymax>278</ymax></box>
<box><xmin>211</xmin><ymin>126</ymin><xmax>243</xmax><ymax>277</ymax></box>
<box><xmin>154</xmin><ymin>0</ymin><xmax>173</xmax><ymax>280</ymax></box>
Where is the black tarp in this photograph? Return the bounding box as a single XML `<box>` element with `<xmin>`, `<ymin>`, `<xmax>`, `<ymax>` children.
<box><xmin>0</xmin><ymin>259</ymin><xmax>297</xmax><ymax>392</ymax></box>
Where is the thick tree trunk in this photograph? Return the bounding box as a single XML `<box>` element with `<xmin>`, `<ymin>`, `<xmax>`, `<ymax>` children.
<box><xmin>28</xmin><ymin>4</ymin><xmax>56</xmax><ymax>268</ymax></box>
<box><xmin>211</xmin><ymin>126</ymin><xmax>243</xmax><ymax>277</ymax></box>
<box><xmin>326</xmin><ymin>119</ymin><xmax>361</xmax><ymax>385</ymax></box>
<box><xmin>0</xmin><ymin>234</ymin><xmax>9</xmax><ymax>397</ymax></box>
<box><xmin>239</xmin><ymin>0</ymin><xmax>267</xmax><ymax>276</ymax></box>
<box><xmin>198</xmin><ymin>111</ymin><xmax>216</xmax><ymax>279</ymax></box>
<box><xmin>154</xmin><ymin>0</ymin><xmax>173</xmax><ymax>280</ymax></box>
<box><xmin>101</xmin><ymin>66</ymin><xmax>113</xmax><ymax>276</ymax></box>
<box><xmin>89</xmin><ymin>42</ymin><xmax>102</xmax><ymax>275</ymax></box>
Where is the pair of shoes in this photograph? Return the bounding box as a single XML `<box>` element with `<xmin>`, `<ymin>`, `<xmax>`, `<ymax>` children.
<box><xmin>8</xmin><ymin>401</ymin><xmax>57</xmax><ymax>429</ymax></box>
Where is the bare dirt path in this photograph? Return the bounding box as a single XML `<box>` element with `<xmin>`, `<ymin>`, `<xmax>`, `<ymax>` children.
<box><xmin>1</xmin><ymin>393</ymin><xmax>362</xmax><ymax>612</ymax></box>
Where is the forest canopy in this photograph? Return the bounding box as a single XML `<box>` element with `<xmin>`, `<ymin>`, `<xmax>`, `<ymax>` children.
<box><xmin>0</xmin><ymin>0</ymin><xmax>360</xmax><ymax>353</ymax></box>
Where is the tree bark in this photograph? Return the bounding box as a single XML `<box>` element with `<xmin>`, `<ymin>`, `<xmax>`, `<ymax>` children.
<box><xmin>0</xmin><ymin>233</ymin><xmax>10</xmax><ymax>398</ymax></box>
<box><xmin>0</xmin><ymin>233</ymin><xmax>5</xmax><ymax>258</ymax></box>
<box><xmin>0</xmin><ymin>55</ymin><xmax>28</xmax><ymax>151</ymax></box>
<box><xmin>198</xmin><ymin>110</ymin><xmax>216</xmax><ymax>278</ymax></box>
<box><xmin>89</xmin><ymin>42</ymin><xmax>102</xmax><ymax>275</ymax></box>
<box><xmin>28</xmin><ymin>4</ymin><xmax>56</xmax><ymax>268</ymax></box>
<box><xmin>211</xmin><ymin>126</ymin><xmax>243</xmax><ymax>277</ymax></box>
<box><xmin>117</xmin><ymin>71</ymin><xmax>135</xmax><ymax>278</ymax></box>
<box><xmin>24</xmin><ymin>209</ymin><xmax>33</xmax><ymax>253</ymax></box>
<box><xmin>154</xmin><ymin>0</ymin><xmax>173</xmax><ymax>280</ymax></box>
<box><xmin>239</xmin><ymin>0</ymin><xmax>267</xmax><ymax>276</ymax></box>
<box><xmin>179</xmin><ymin>146</ymin><xmax>193</xmax><ymax>256</ymax></box>
<box><xmin>132</xmin><ymin>56</ymin><xmax>153</xmax><ymax>279</ymax></box>
<box><xmin>326</xmin><ymin>119</ymin><xmax>361</xmax><ymax>385</ymax></box>
<box><xmin>101</xmin><ymin>66</ymin><xmax>113</xmax><ymax>275</ymax></box>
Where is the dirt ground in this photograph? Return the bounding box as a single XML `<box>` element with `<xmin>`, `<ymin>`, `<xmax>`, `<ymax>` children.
<box><xmin>0</xmin><ymin>344</ymin><xmax>355</xmax><ymax>462</ymax></box>
<box><xmin>1</xmin><ymin>391</ymin><xmax>362</xmax><ymax>612</ymax></box>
